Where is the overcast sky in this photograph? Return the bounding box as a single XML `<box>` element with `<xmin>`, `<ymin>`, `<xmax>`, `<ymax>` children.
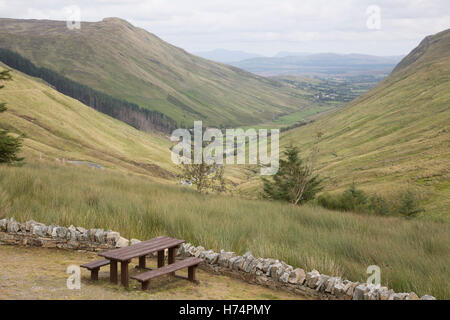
<box><xmin>1</xmin><ymin>0</ymin><xmax>449</xmax><ymax>56</ymax></box>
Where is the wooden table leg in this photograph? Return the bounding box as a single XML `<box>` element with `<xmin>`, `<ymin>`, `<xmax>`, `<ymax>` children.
<box><xmin>188</xmin><ymin>265</ymin><xmax>197</xmax><ymax>282</ymax></box>
<box><xmin>110</xmin><ymin>260</ymin><xmax>118</xmax><ymax>284</ymax></box>
<box><xmin>139</xmin><ymin>256</ymin><xmax>146</xmax><ymax>269</ymax></box>
<box><xmin>121</xmin><ymin>260</ymin><xmax>129</xmax><ymax>288</ymax></box>
<box><xmin>168</xmin><ymin>247</ymin><xmax>176</xmax><ymax>264</ymax></box>
<box><xmin>168</xmin><ymin>247</ymin><xmax>176</xmax><ymax>275</ymax></box>
<box><xmin>157</xmin><ymin>250</ymin><xmax>165</xmax><ymax>268</ymax></box>
<box><xmin>91</xmin><ymin>268</ymin><xmax>99</xmax><ymax>281</ymax></box>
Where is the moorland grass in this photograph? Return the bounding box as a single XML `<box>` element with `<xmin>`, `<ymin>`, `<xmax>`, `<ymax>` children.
<box><xmin>0</xmin><ymin>162</ymin><xmax>448</xmax><ymax>299</ymax></box>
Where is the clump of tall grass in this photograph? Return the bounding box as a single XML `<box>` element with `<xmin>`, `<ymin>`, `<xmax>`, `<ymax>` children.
<box><xmin>0</xmin><ymin>162</ymin><xmax>448</xmax><ymax>299</ymax></box>
<box><xmin>0</xmin><ymin>188</ymin><xmax>10</xmax><ymax>219</ymax></box>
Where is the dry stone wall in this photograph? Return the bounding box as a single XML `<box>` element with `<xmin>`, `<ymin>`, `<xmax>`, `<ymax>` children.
<box><xmin>0</xmin><ymin>217</ymin><xmax>436</xmax><ymax>300</ymax></box>
<box><xmin>0</xmin><ymin>217</ymin><xmax>128</xmax><ymax>251</ymax></box>
<box><xmin>177</xmin><ymin>244</ymin><xmax>435</xmax><ymax>300</ymax></box>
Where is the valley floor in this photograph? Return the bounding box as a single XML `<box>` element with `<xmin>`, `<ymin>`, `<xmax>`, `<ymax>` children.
<box><xmin>0</xmin><ymin>245</ymin><xmax>303</xmax><ymax>300</ymax></box>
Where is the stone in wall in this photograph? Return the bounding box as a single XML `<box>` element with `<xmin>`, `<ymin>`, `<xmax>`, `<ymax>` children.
<box><xmin>288</xmin><ymin>268</ymin><xmax>306</xmax><ymax>285</ymax></box>
<box><xmin>107</xmin><ymin>232</ymin><xmax>120</xmax><ymax>245</ymax></box>
<box><xmin>0</xmin><ymin>217</ymin><xmax>123</xmax><ymax>252</ymax></box>
<box><xmin>116</xmin><ymin>236</ymin><xmax>129</xmax><ymax>248</ymax></box>
<box><xmin>130</xmin><ymin>238</ymin><xmax>141</xmax><ymax>246</ymax></box>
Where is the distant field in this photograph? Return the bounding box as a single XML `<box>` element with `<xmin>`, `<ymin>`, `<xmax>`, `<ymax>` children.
<box><xmin>242</xmin><ymin>75</ymin><xmax>382</xmax><ymax>130</ymax></box>
<box><xmin>1</xmin><ymin>162</ymin><xmax>448</xmax><ymax>299</ymax></box>
<box><xmin>240</xmin><ymin>103</ymin><xmax>338</xmax><ymax>131</ymax></box>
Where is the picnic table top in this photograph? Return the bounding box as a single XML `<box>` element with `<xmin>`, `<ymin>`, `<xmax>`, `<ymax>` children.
<box><xmin>98</xmin><ymin>236</ymin><xmax>185</xmax><ymax>262</ymax></box>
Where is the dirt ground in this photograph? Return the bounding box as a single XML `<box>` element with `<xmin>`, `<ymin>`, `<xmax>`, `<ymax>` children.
<box><xmin>0</xmin><ymin>245</ymin><xmax>304</xmax><ymax>300</ymax></box>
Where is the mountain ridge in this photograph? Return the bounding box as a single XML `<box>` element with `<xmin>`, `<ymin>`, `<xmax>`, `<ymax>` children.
<box><xmin>392</xmin><ymin>28</ymin><xmax>450</xmax><ymax>74</ymax></box>
<box><xmin>0</xmin><ymin>17</ymin><xmax>310</xmax><ymax>128</ymax></box>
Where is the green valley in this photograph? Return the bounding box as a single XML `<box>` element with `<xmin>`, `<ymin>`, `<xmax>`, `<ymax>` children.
<box><xmin>239</xmin><ymin>29</ymin><xmax>450</xmax><ymax>221</ymax></box>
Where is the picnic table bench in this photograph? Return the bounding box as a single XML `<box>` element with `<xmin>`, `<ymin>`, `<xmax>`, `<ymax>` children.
<box><xmin>80</xmin><ymin>259</ymin><xmax>110</xmax><ymax>280</ymax></box>
<box><xmin>95</xmin><ymin>236</ymin><xmax>185</xmax><ymax>287</ymax></box>
<box><xmin>131</xmin><ymin>257</ymin><xmax>202</xmax><ymax>290</ymax></box>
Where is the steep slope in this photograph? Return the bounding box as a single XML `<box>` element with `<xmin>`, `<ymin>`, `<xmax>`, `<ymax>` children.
<box><xmin>0</xmin><ymin>18</ymin><xmax>309</xmax><ymax>128</ymax></box>
<box><xmin>0</xmin><ymin>63</ymin><xmax>175</xmax><ymax>180</ymax></box>
<box><xmin>392</xmin><ymin>30</ymin><xmax>450</xmax><ymax>74</ymax></box>
<box><xmin>241</xmin><ymin>29</ymin><xmax>450</xmax><ymax>220</ymax></box>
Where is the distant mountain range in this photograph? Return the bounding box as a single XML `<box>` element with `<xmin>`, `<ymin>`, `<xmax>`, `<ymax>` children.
<box><xmin>194</xmin><ymin>49</ymin><xmax>404</xmax><ymax>77</ymax></box>
<box><xmin>273</xmin><ymin>51</ymin><xmax>312</xmax><ymax>58</ymax></box>
<box><xmin>230</xmin><ymin>53</ymin><xmax>404</xmax><ymax>77</ymax></box>
<box><xmin>193</xmin><ymin>49</ymin><xmax>263</xmax><ymax>63</ymax></box>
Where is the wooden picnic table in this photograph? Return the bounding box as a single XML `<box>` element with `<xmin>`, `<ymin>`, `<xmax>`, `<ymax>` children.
<box><xmin>98</xmin><ymin>236</ymin><xmax>185</xmax><ymax>287</ymax></box>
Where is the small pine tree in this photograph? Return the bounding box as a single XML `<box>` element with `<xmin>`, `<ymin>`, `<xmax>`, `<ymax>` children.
<box><xmin>368</xmin><ymin>194</ymin><xmax>390</xmax><ymax>215</ymax></box>
<box><xmin>0</xmin><ymin>70</ymin><xmax>12</xmax><ymax>112</ymax></box>
<box><xmin>340</xmin><ymin>183</ymin><xmax>368</xmax><ymax>211</ymax></box>
<box><xmin>0</xmin><ymin>70</ymin><xmax>23</xmax><ymax>165</ymax></box>
<box><xmin>398</xmin><ymin>191</ymin><xmax>424</xmax><ymax>218</ymax></box>
<box><xmin>262</xmin><ymin>145</ymin><xmax>323</xmax><ymax>205</ymax></box>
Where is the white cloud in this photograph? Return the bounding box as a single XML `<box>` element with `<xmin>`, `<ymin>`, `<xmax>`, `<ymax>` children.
<box><xmin>0</xmin><ymin>0</ymin><xmax>449</xmax><ymax>55</ymax></box>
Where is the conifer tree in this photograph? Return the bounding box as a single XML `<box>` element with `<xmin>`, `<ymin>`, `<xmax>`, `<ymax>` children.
<box><xmin>262</xmin><ymin>145</ymin><xmax>322</xmax><ymax>205</ymax></box>
<box><xmin>0</xmin><ymin>70</ymin><xmax>23</xmax><ymax>164</ymax></box>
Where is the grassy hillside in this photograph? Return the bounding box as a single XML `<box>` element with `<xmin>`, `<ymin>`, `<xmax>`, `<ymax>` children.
<box><xmin>0</xmin><ymin>17</ymin><xmax>312</xmax><ymax>128</ymax></box>
<box><xmin>0</xmin><ymin>162</ymin><xmax>448</xmax><ymax>299</ymax></box>
<box><xmin>0</xmin><ymin>63</ymin><xmax>175</xmax><ymax>180</ymax></box>
<box><xmin>240</xmin><ymin>29</ymin><xmax>450</xmax><ymax>221</ymax></box>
